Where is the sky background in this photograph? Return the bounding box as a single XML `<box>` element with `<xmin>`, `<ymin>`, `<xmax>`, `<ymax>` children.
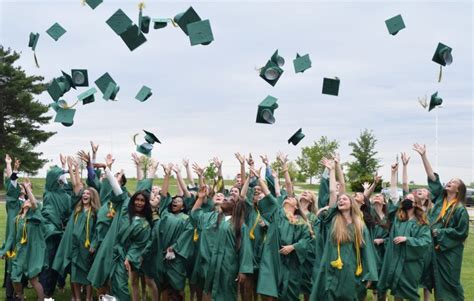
<box><xmin>0</xmin><ymin>0</ymin><xmax>473</xmax><ymax>185</ymax></box>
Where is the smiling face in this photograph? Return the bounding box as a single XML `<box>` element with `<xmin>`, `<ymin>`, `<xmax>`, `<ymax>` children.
<box><xmin>283</xmin><ymin>197</ymin><xmax>298</xmax><ymax>215</ymax></box>
<box><xmin>230</xmin><ymin>187</ymin><xmax>240</xmax><ymax>200</ymax></box>
<box><xmin>171</xmin><ymin>197</ymin><xmax>184</xmax><ymax>213</ymax></box>
<box><xmin>337</xmin><ymin>194</ymin><xmax>352</xmax><ymax>211</ymax></box>
<box><xmin>151</xmin><ymin>185</ymin><xmax>160</xmax><ymax>195</ymax></box>
<box><xmin>213</xmin><ymin>193</ymin><xmax>225</xmax><ymax>205</ymax></box>
<box><xmin>445</xmin><ymin>178</ymin><xmax>462</xmax><ymax>194</ymax></box>
<box><xmin>220</xmin><ymin>197</ymin><xmax>235</xmax><ymax>213</ymax></box>
<box><xmin>353</xmin><ymin>192</ymin><xmax>365</xmax><ymax>205</ymax></box>
<box><xmin>134</xmin><ymin>194</ymin><xmax>146</xmax><ymax>213</ymax></box>
<box><xmin>82</xmin><ymin>189</ymin><xmax>91</xmax><ymax>205</ymax></box>
<box><xmin>372</xmin><ymin>193</ymin><xmax>385</xmax><ymax>205</ymax></box>
<box><xmin>150</xmin><ymin>193</ymin><xmax>160</xmax><ymax>208</ymax></box>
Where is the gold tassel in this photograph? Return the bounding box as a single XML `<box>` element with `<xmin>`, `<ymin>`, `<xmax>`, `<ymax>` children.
<box><xmin>138</xmin><ymin>1</ymin><xmax>145</xmax><ymax>10</ymax></box>
<box><xmin>330</xmin><ymin>242</ymin><xmax>343</xmax><ymax>270</ymax></box>
<box><xmin>6</xmin><ymin>250</ymin><xmax>16</xmax><ymax>258</ymax></box>
<box><xmin>170</xmin><ymin>18</ymin><xmax>179</xmax><ymax>27</ymax></box>
<box><xmin>84</xmin><ymin>208</ymin><xmax>92</xmax><ymax>248</ymax></box>
<box><xmin>34</xmin><ymin>52</ymin><xmax>40</xmax><ymax>68</ymax></box>
<box><xmin>193</xmin><ymin>228</ymin><xmax>199</xmax><ymax>242</ymax></box>
<box><xmin>80</xmin><ymin>0</ymin><xmax>86</xmax><ymax>5</ymax></box>
<box><xmin>354</xmin><ymin>230</ymin><xmax>363</xmax><ymax>276</ymax></box>
<box><xmin>438</xmin><ymin>65</ymin><xmax>443</xmax><ymax>83</ymax></box>
<box><xmin>249</xmin><ymin>210</ymin><xmax>261</xmax><ymax>240</ymax></box>
<box><xmin>20</xmin><ymin>220</ymin><xmax>27</xmax><ymax>245</ymax></box>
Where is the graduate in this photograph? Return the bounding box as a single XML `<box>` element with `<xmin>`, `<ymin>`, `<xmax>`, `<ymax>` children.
<box><xmin>7</xmin><ymin>178</ymin><xmax>45</xmax><ymax>300</ymax></box>
<box><xmin>413</xmin><ymin>143</ymin><xmax>469</xmax><ymax>301</ymax></box>
<box><xmin>190</xmin><ymin>184</ymin><xmax>253</xmax><ymax>301</ymax></box>
<box><xmin>254</xmin><ymin>156</ymin><xmax>312</xmax><ymax>301</ymax></box>
<box><xmin>52</xmin><ymin>156</ymin><xmax>101</xmax><ymax>301</ymax></box>
<box><xmin>310</xmin><ymin>158</ymin><xmax>378</xmax><ymax>301</ymax></box>
<box><xmin>377</xmin><ymin>161</ymin><xmax>432</xmax><ymax>301</ymax></box>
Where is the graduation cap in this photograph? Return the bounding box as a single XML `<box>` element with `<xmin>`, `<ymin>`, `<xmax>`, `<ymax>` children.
<box><xmin>293</xmin><ymin>53</ymin><xmax>312</xmax><ymax>73</ymax></box>
<box><xmin>256</xmin><ymin>95</ymin><xmax>278</xmax><ymax>124</ymax></box>
<box><xmin>85</xmin><ymin>0</ymin><xmax>103</xmax><ymax>10</ymax></box>
<box><xmin>174</xmin><ymin>6</ymin><xmax>201</xmax><ymax>35</ymax></box>
<box><xmin>385</xmin><ymin>14</ymin><xmax>406</xmax><ymax>35</ymax></box>
<box><xmin>47</xmin><ymin>72</ymin><xmax>75</xmax><ymax>101</ymax></box>
<box><xmin>54</xmin><ymin>107</ymin><xmax>76</xmax><ymax>127</ymax></box>
<box><xmin>46</xmin><ymin>22</ymin><xmax>66</xmax><ymax>41</ymax></box>
<box><xmin>77</xmin><ymin>87</ymin><xmax>97</xmax><ymax>105</ymax></box>
<box><xmin>322</xmin><ymin>77</ymin><xmax>340</xmax><ymax>96</ymax></box>
<box><xmin>136</xmin><ymin>143</ymin><xmax>153</xmax><ymax>157</ymax></box>
<box><xmin>95</xmin><ymin>72</ymin><xmax>119</xmax><ymax>100</ymax></box>
<box><xmin>153</xmin><ymin>18</ymin><xmax>169</xmax><ymax>29</ymax></box>
<box><xmin>28</xmin><ymin>32</ymin><xmax>39</xmax><ymax>51</ymax></box>
<box><xmin>429</xmin><ymin>91</ymin><xmax>443</xmax><ymax>111</ymax></box>
<box><xmin>270</xmin><ymin>50</ymin><xmax>285</xmax><ymax>67</ymax></box>
<box><xmin>71</xmin><ymin>69</ymin><xmax>89</xmax><ymax>87</ymax></box>
<box><xmin>49</xmin><ymin>99</ymin><xmax>68</xmax><ymax>112</ymax></box>
<box><xmin>432</xmin><ymin>42</ymin><xmax>453</xmax><ymax>82</ymax></box>
<box><xmin>143</xmin><ymin>130</ymin><xmax>161</xmax><ymax>144</ymax></box>
<box><xmin>135</xmin><ymin>85</ymin><xmax>152</xmax><ymax>102</ymax></box>
<box><xmin>120</xmin><ymin>25</ymin><xmax>147</xmax><ymax>51</ymax></box>
<box><xmin>138</xmin><ymin>2</ymin><xmax>150</xmax><ymax>34</ymax></box>
<box><xmin>259</xmin><ymin>60</ymin><xmax>284</xmax><ymax>87</ymax></box>
<box><xmin>106</xmin><ymin>9</ymin><xmax>133</xmax><ymax>35</ymax></box>
<box><xmin>288</xmin><ymin>128</ymin><xmax>305</xmax><ymax>146</ymax></box>
<box><xmin>187</xmin><ymin>19</ymin><xmax>214</xmax><ymax>46</ymax></box>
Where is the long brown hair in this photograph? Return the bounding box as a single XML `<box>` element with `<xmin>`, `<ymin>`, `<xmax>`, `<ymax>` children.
<box><xmin>215</xmin><ymin>196</ymin><xmax>246</xmax><ymax>251</ymax></box>
<box><xmin>74</xmin><ymin>188</ymin><xmax>101</xmax><ymax>216</ymax></box>
<box><xmin>397</xmin><ymin>198</ymin><xmax>428</xmax><ymax>225</ymax></box>
<box><xmin>331</xmin><ymin>194</ymin><xmax>365</xmax><ymax>246</ymax></box>
<box><xmin>442</xmin><ymin>178</ymin><xmax>467</xmax><ymax>226</ymax></box>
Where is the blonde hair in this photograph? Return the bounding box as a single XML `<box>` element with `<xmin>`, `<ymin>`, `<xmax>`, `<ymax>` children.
<box><xmin>331</xmin><ymin>193</ymin><xmax>365</xmax><ymax>247</ymax></box>
<box><xmin>74</xmin><ymin>187</ymin><xmax>101</xmax><ymax>216</ymax></box>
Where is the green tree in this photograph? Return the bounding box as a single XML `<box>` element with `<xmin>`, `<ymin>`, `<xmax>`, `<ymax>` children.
<box><xmin>0</xmin><ymin>46</ymin><xmax>55</xmax><ymax>188</ymax></box>
<box><xmin>270</xmin><ymin>160</ymin><xmax>299</xmax><ymax>182</ymax></box>
<box><xmin>203</xmin><ymin>161</ymin><xmax>217</xmax><ymax>183</ymax></box>
<box><xmin>295</xmin><ymin>136</ymin><xmax>339</xmax><ymax>184</ymax></box>
<box><xmin>346</xmin><ymin>129</ymin><xmax>381</xmax><ymax>182</ymax></box>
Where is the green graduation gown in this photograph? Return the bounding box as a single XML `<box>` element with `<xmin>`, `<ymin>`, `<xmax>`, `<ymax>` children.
<box><xmin>10</xmin><ymin>207</ymin><xmax>46</xmax><ymax>282</ymax></box>
<box><xmin>310</xmin><ymin>207</ymin><xmax>378</xmax><ymax>301</ymax></box>
<box><xmin>377</xmin><ymin>217</ymin><xmax>432</xmax><ymax>300</ymax></box>
<box><xmin>301</xmin><ymin>212</ymin><xmax>318</xmax><ymax>295</ymax></box>
<box><xmin>256</xmin><ymin>194</ymin><xmax>311</xmax><ymax>300</ymax></box>
<box><xmin>190</xmin><ymin>208</ymin><xmax>253</xmax><ymax>301</ymax></box>
<box><xmin>427</xmin><ymin>173</ymin><xmax>469</xmax><ymax>301</ymax></box>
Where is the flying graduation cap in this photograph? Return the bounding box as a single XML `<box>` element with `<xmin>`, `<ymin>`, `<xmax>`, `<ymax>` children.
<box><xmin>134</xmin><ymin>130</ymin><xmax>161</xmax><ymax>156</ymax></box>
<box><xmin>288</xmin><ymin>128</ymin><xmax>305</xmax><ymax>146</ymax></box>
<box><xmin>429</xmin><ymin>91</ymin><xmax>443</xmax><ymax>111</ymax></box>
<box><xmin>256</xmin><ymin>95</ymin><xmax>279</xmax><ymax>124</ymax></box>
<box><xmin>432</xmin><ymin>42</ymin><xmax>453</xmax><ymax>82</ymax></box>
<box><xmin>259</xmin><ymin>50</ymin><xmax>285</xmax><ymax>86</ymax></box>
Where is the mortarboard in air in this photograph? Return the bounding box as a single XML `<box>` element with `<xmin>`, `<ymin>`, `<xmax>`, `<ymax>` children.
<box><xmin>153</xmin><ymin>18</ymin><xmax>169</xmax><ymax>29</ymax></box>
<box><xmin>71</xmin><ymin>69</ymin><xmax>89</xmax><ymax>87</ymax></box>
<box><xmin>77</xmin><ymin>87</ymin><xmax>97</xmax><ymax>105</ymax></box>
<box><xmin>322</xmin><ymin>77</ymin><xmax>340</xmax><ymax>96</ymax></box>
<box><xmin>429</xmin><ymin>91</ymin><xmax>443</xmax><ymax>111</ymax></box>
<box><xmin>135</xmin><ymin>85</ymin><xmax>152</xmax><ymax>102</ymax></box>
<box><xmin>136</xmin><ymin>143</ymin><xmax>153</xmax><ymax>156</ymax></box>
<box><xmin>288</xmin><ymin>128</ymin><xmax>305</xmax><ymax>146</ymax></box>
<box><xmin>106</xmin><ymin>9</ymin><xmax>133</xmax><ymax>35</ymax></box>
<box><xmin>385</xmin><ymin>14</ymin><xmax>406</xmax><ymax>35</ymax></box>
<box><xmin>260</xmin><ymin>60</ymin><xmax>284</xmax><ymax>87</ymax></box>
<box><xmin>49</xmin><ymin>99</ymin><xmax>68</xmax><ymax>112</ymax></box>
<box><xmin>432</xmin><ymin>42</ymin><xmax>453</xmax><ymax>82</ymax></box>
<box><xmin>95</xmin><ymin>73</ymin><xmax>119</xmax><ymax>100</ymax></box>
<box><xmin>28</xmin><ymin>33</ymin><xmax>39</xmax><ymax>51</ymax></box>
<box><xmin>187</xmin><ymin>19</ymin><xmax>214</xmax><ymax>46</ymax></box>
<box><xmin>143</xmin><ymin>130</ymin><xmax>161</xmax><ymax>144</ymax></box>
<box><xmin>174</xmin><ymin>6</ymin><xmax>201</xmax><ymax>35</ymax></box>
<box><xmin>270</xmin><ymin>50</ymin><xmax>285</xmax><ymax>67</ymax></box>
<box><xmin>256</xmin><ymin>95</ymin><xmax>278</xmax><ymax>124</ymax></box>
<box><xmin>54</xmin><ymin>106</ymin><xmax>76</xmax><ymax>127</ymax></box>
<box><xmin>293</xmin><ymin>53</ymin><xmax>311</xmax><ymax>73</ymax></box>
<box><xmin>120</xmin><ymin>25</ymin><xmax>148</xmax><ymax>51</ymax></box>
<box><xmin>85</xmin><ymin>0</ymin><xmax>103</xmax><ymax>9</ymax></box>
<box><xmin>138</xmin><ymin>2</ymin><xmax>150</xmax><ymax>34</ymax></box>
<box><xmin>46</xmin><ymin>23</ymin><xmax>66</xmax><ymax>41</ymax></box>
<box><xmin>61</xmin><ymin>70</ymin><xmax>76</xmax><ymax>90</ymax></box>
<box><xmin>47</xmin><ymin>72</ymin><xmax>76</xmax><ymax>101</ymax></box>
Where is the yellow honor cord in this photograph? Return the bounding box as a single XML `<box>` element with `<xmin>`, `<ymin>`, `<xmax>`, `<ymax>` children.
<box><xmin>84</xmin><ymin>208</ymin><xmax>92</xmax><ymax>248</ymax></box>
<box><xmin>138</xmin><ymin>2</ymin><xmax>145</xmax><ymax>10</ymax></box>
<box><xmin>193</xmin><ymin>228</ymin><xmax>199</xmax><ymax>242</ymax></box>
<box><xmin>249</xmin><ymin>210</ymin><xmax>261</xmax><ymax>240</ymax></box>
<box><xmin>6</xmin><ymin>250</ymin><xmax>16</xmax><ymax>258</ymax></box>
<box><xmin>330</xmin><ymin>241</ymin><xmax>343</xmax><ymax>270</ymax></box>
<box><xmin>20</xmin><ymin>219</ymin><xmax>27</xmax><ymax>245</ymax></box>
<box><xmin>354</xmin><ymin>232</ymin><xmax>363</xmax><ymax>276</ymax></box>
<box><xmin>434</xmin><ymin>198</ymin><xmax>458</xmax><ymax>224</ymax></box>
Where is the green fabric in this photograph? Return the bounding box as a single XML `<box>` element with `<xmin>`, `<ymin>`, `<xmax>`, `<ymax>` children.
<box><xmin>190</xmin><ymin>208</ymin><xmax>253</xmax><ymax>301</ymax></box>
<box><xmin>301</xmin><ymin>212</ymin><xmax>318</xmax><ymax>295</ymax></box>
<box><xmin>378</xmin><ymin>218</ymin><xmax>431</xmax><ymax>300</ymax></box>
<box><xmin>142</xmin><ymin>212</ymin><xmax>160</xmax><ymax>280</ymax></box>
<box><xmin>370</xmin><ymin>208</ymin><xmax>390</xmax><ymax>278</ymax></box>
<box><xmin>53</xmin><ymin>193</ymin><xmax>96</xmax><ymax>285</ymax></box>
<box><xmin>256</xmin><ymin>194</ymin><xmax>311</xmax><ymax>300</ymax></box>
<box><xmin>244</xmin><ymin>192</ymin><xmax>266</xmax><ymax>272</ymax></box>
<box><xmin>10</xmin><ymin>207</ymin><xmax>46</xmax><ymax>282</ymax></box>
<box><xmin>310</xmin><ymin>207</ymin><xmax>378</xmax><ymax>300</ymax></box>
<box><xmin>0</xmin><ymin>179</ymin><xmax>23</xmax><ymax>263</ymax></box>
<box><xmin>136</xmin><ymin>178</ymin><xmax>153</xmax><ymax>193</ymax></box>
<box><xmin>318</xmin><ymin>177</ymin><xmax>330</xmax><ymax>209</ymax></box>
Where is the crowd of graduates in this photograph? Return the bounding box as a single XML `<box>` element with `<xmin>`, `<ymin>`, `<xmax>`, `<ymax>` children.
<box><xmin>0</xmin><ymin>142</ymin><xmax>469</xmax><ymax>301</ymax></box>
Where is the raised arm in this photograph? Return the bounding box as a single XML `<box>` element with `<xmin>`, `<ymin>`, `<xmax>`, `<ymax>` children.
<box><xmin>104</xmin><ymin>154</ymin><xmax>123</xmax><ymax>196</ymax></box>
<box><xmin>192</xmin><ymin>186</ymin><xmax>208</xmax><ymax>212</ymax></box>
<box><xmin>131</xmin><ymin>153</ymin><xmax>144</xmax><ymax>180</ymax></box>
<box><xmin>364</xmin><ymin>172</ymin><xmax>381</xmax><ymax>199</ymax></box>
<box><xmin>60</xmin><ymin>153</ymin><xmax>67</xmax><ymax>170</ymax></box>
<box><xmin>240</xmin><ymin>175</ymin><xmax>251</xmax><ymax>198</ymax></box>
<box><xmin>192</xmin><ymin>162</ymin><xmax>205</xmax><ymax>187</ymax></box>
<box><xmin>173</xmin><ymin>164</ymin><xmax>191</xmax><ymax>198</ymax></box>
<box><xmin>321</xmin><ymin>158</ymin><xmax>337</xmax><ymax>207</ymax></box>
<box><xmin>23</xmin><ymin>178</ymin><xmax>37</xmax><ymax>210</ymax></box>
<box><xmin>278</xmin><ymin>152</ymin><xmax>294</xmax><ymax>197</ymax></box>
<box><xmin>182</xmin><ymin>159</ymin><xmax>195</xmax><ymax>186</ymax></box>
<box><xmin>253</xmin><ymin>167</ymin><xmax>270</xmax><ymax>196</ymax></box>
<box><xmin>390</xmin><ymin>163</ymin><xmax>399</xmax><ymax>203</ymax></box>
<box><xmin>4</xmin><ymin>154</ymin><xmax>13</xmax><ymax>178</ymax></box>
<box><xmin>235</xmin><ymin>152</ymin><xmax>246</xmax><ymax>186</ymax></box>
<box><xmin>90</xmin><ymin>141</ymin><xmax>99</xmax><ymax>164</ymax></box>
<box><xmin>413</xmin><ymin>143</ymin><xmax>436</xmax><ymax>181</ymax></box>
<box><xmin>147</xmin><ymin>158</ymin><xmax>159</xmax><ymax>179</ymax></box>
<box><xmin>67</xmin><ymin>156</ymin><xmax>79</xmax><ymax>194</ymax></box>
<box><xmin>161</xmin><ymin>163</ymin><xmax>172</xmax><ymax>197</ymax></box>
<box><xmin>271</xmin><ymin>168</ymin><xmax>281</xmax><ymax>197</ymax></box>
<box><xmin>401</xmin><ymin>152</ymin><xmax>410</xmax><ymax>194</ymax></box>
<box><xmin>333</xmin><ymin>153</ymin><xmax>346</xmax><ymax>194</ymax></box>
<box><xmin>213</xmin><ymin>157</ymin><xmax>225</xmax><ymax>193</ymax></box>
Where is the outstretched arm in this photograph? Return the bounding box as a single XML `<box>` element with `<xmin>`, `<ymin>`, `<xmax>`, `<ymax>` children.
<box><xmin>4</xmin><ymin>154</ymin><xmax>13</xmax><ymax>178</ymax></box>
<box><xmin>333</xmin><ymin>153</ymin><xmax>346</xmax><ymax>194</ymax></box>
<box><xmin>413</xmin><ymin>143</ymin><xmax>436</xmax><ymax>181</ymax></box>
<box><xmin>213</xmin><ymin>157</ymin><xmax>225</xmax><ymax>193</ymax></box>
<box><xmin>147</xmin><ymin>158</ymin><xmax>159</xmax><ymax>179</ymax></box>
<box><xmin>182</xmin><ymin>159</ymin><xmax>195</xmax><ymax>186</ymax></box>
<box><xmin>401</xmin><ymin>152</ymin><xmax>410</xmax><ymax>194</ymax></box>
<box><xmin>390</xmin><ymin>163</ymin><xmax>399</xmax><ymax>203</ymax></box>
<box><xmin>235</xmin><ymin>153</ymin><xmax>246</xmax><ymax>186</ymax></box>
<box><xmin>321</xmin><ymin>158</ymin><xmax>337</xmax><ymax>207</ymax></box>
<box><xmin>192</xmin><ymin>163</ymin><xmax>205</xmax><ymax>187</ymax></box>
<box><xmin>253</xmin><ymin>167</ymin><xmax>270</xmax><ymax>196</ymax></box>
<box><xmin>161</xmin><ymin>163</ymin><xmax>172</xmax><ymax>197</ymax></box>
<box><xmin>192</xmin><ymin>186</ymin><xmax>208</xmax><ymax>212</ymax></box>
<box><xmin>277</xmin><ymin>152</ymin><xmax>293</xmax><ymax>197</ymax></box>
<box><xmin>104</xmin><ymin>154</ymin><xmax>123</xmax><ymax>196</ymax></box>
<box><xmin>131</xmin><ymin>153</ymin><xmax>144</xmax><ymax>180</ymax></box>
<box><xmin>173</xmin><ymin>164</ymin><xmax>191</xmax><ymax>198</ymax></box>
<box><xmin>364</xmin><ymin>173</ymin><xmax>381</xmax><ymax>199</ymax></box>
<box><xmin>67</xmin><ymin>156</ymin><xmax>79</xmax><ymax>194</ymax></box>
<box><xmin>271</xmin><ymin>169</ymin><xmax>281</xmax><ymax>197</ymax></box>
<box><xmin>23</xmin><ymin>178</ymin><xmax>37</xmax><ymax>210</ymax></box>
<box><xmin>90</xmin><ymin>141</ymin><xmax>99</xmax><ymax>164</ymax></box>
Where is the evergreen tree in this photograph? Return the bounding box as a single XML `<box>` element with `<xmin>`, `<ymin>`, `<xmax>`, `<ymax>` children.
<box><xmin>346</xmin><ymin>129</ymin><xmax>381</xmax><ymax>182</ymax></box>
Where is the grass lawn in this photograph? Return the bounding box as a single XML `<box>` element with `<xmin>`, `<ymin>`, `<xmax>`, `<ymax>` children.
<box><xmin>0</xmin><ymin>182</ymin><xmax>473</xmax><ymax>300</ymax></box>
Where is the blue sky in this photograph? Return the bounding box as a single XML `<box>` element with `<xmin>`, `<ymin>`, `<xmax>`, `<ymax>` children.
<box><xmin>1</xmin><ymin>0</ymin><xmax>472</xmax><ymax>184</ymax></box>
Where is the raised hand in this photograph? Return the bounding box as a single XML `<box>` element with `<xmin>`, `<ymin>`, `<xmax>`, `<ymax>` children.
<box><xmin>148</xmin><ymin>159</ymin><xmax>159</xmax><ymax>175</ymax></box>
<box><xmin>246</xmin><ymin>153</ymin><xmax>255</xmax><ymax>167</ymax></box>
<box><xmin>373</xmin><ymin>172</ymin><xmax>382</xmax><ymax>183</ymax></box>
<box><xmin>13</xmin><ymin>159</ymin><xmax>21</xmax><ymax>171</ymax></box>
<box><xmin>271</xmin><ymin>169</ymin><xmax>279</xmax><ymax>179</ymax></box>
<box><xmin>260</xmin><ymin>154</ymin><xmax>269</xmax><ymax>166</ymax></box>
<box><xmin>5</xmin><ymin>154</ymin><xmax>12</xmax><ymax>164</ymax></box>
<box><xmin>212</xmin><ymin>157</ymin><xmax>223</xmax><ymax>169</ymax></box>
<box><xmin>320</xmin><ymin>158</ymin><xmax>335</xmax><ymax>170</ymax></box>
<box><xmin>276</xmin><ymin>151</ymin><xmax>288</xmax><ymax>165</ymax></box>
<box><xmin>234</xmin><ymin>152</ymin><xmax>245</xmax><ymax>165</ymax></box>
<box><xmin>105</xmin><ymin>154</ymin><xmax>115</xmax><ymax>169</ymax></box>
<box><xmin>331</xmin><ymin>153</ymin><xmax>341</xmax><ymax>164</ymax></box>
<box><xmin>90</xmin><ymin>141</ymin><xmax>99</xmax><ymax>153</ymax></box>
<box><xmin>250</xmin><ymin>167</ymin><xmax>262</xmax><ymax>178</ymax></box>
<box><xmin>401</xmin><ymin>152</ymin><xmax>410</xmax><ymax>166</ymax></box>
<box><xmin>182</xmin><ymin>158</ymin><xmax>189</xmax><ymax>167</ymax></box>
<box><xmin>172</xmin><ymin>163</ymin><xmax>181</xmax><ymax>175</ymax></box>
<box><xmin>198</xmin><ymin>185</ymin><xmax>208</xmax><ymax>199</ymax></box>
<box><xmin>362</xmin><ymin>182</ymin><xmax>370</xmax><ymax>191</ymax></box>
<box><xmin>77</xmin><ymin>150</ymin><xmax>91</xmax><ymax>164</ymax></box>
<box><xmin>192</xmin><ymin>163</ymin><xmax>204</xmax><ymax>177</ymax></box>
<box><xmin>161</xmin><ymin>163</ymin><xmax>172</xmax><ymax>176</ymax></box>
<box><xmin>60</xmin><ymin>153</ymin><xmax>67</xmax><ymax>167</ymax></box>
<box><xmin>23</xmin><ymin>178</ymin><xmax>32</xmax><ymax>190</ymax></box>
<box><xmin>131</xmin><ymin>153</ymin><xmax>140</xmax><ymax>166</ymax></box>
<box><xmin>413</xmin><ymin>143</ymin><xmax>426</xmax><ymax>156</ymax></box>
<box><xmin>67</xmin><ymin>156</ymin><xmax>75</xmax><ymax>171</ymax></box>
<box><xmin>391</xmin><ymin>163</ymin><xmax>398</xmax><ymax>173</ymax></box>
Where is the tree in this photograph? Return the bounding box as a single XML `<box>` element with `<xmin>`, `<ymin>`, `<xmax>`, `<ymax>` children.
<box><xmin>270</xmin><ymin>160</ymin><xmax>299</xmax><ymax>182</ymax></box>
<box><xmin>295</xmin><ymin>136</ymin><xmax>339</xmax><ymax>184</ymax></box>
<box><xmin>0</xmin><ymin>46</ymin><xmax>55</xmax><ymax>188</ymax></box>
<box><xmin>346</xmin><ymin>129</ymin><xmax>381</xmax><ymax>182</ymax></box>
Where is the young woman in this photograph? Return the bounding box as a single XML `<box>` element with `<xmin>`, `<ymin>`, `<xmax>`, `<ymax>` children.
<box><xmin>53</xmin><ymin>156</ymin><xmax>101</xmax><ymax>301</ymax></box>
<box><xmin>310</xmin><ymin>159</ymin><xmax>378</xmax><ymax>301</ymax></box>
<box><xmin>9</xmin><ymin>178</ymin><xmax>45</xmax><ymax>300</ymax></box>
<box><xmin>414</xmin><ymin>143</ymin><xmax>469</xmax><ymax>300</ymax></box>
<box><xmin>254</xmin><ymin>164</ymin><xmax>312</xmax><ymax>301</ymax></box>
<box><xmin>377</xmin><ymin>161</ymin><xmax>432</xmax><ymax>301</ymax></box>
<box><xmin>190</xmin><ymin>185</ymin><xmax>253</xmax><ymax>301</ymax></box>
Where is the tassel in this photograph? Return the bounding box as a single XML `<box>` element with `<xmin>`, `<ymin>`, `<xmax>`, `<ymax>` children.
<box><xmin>84</xmin><ymin>208</ymin><xmax>92</xmax><ymax>248</ymax></box>
<box><xmin>249</xmin><ymin>210</ymin><xmax>261</xmax><ymax>240</ymax></box>
<box><xmin>438</xmin><ymin>65</ymin><xmax>443</xmax><ymax>83</ymax></box>
<box><xmin>34</xmin><ymin>52</ymin><xmax>40</xmax><ymax>68</ymax></box>
<box><xmin>84</xmin><ymin>239</ymin><xmax>91</xmax><ymax>248</ymax></box>
<box><xmin>355</xmin><ymin>263</ymin><xmax>363</xmax><ymax>276</ymax></box>
<box><xmin>193</xmin><ymin>228</ymin><xmax>199</xmax><ymax>242</ymax></box>
<box><xmin>354</xmin><ymin>230</ymin><xmax>363</xmax><ymax>276</ymax></box>
<box><xmin>330</xmin><ymin>242</ymin><xmax>343</xmax><ymax>270</ymax></box>
<box><xmin>6</xmin><ymin>250</ymin><xmax>16</xmax><ymax>258</ymax></box>
<box><xmin>20</xmin><ymin>220</ymin><xmax>27</xmax><ymax>244</ymax></box>
<box><xmin>170</xmin><ymin>18</ymin><xmax>178</xmax><ymax>27</ymax></box>
<box><xmin>138</xmin><ymin>2</ymin><xmax>145</xmax><ymax>34</ymax></box>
